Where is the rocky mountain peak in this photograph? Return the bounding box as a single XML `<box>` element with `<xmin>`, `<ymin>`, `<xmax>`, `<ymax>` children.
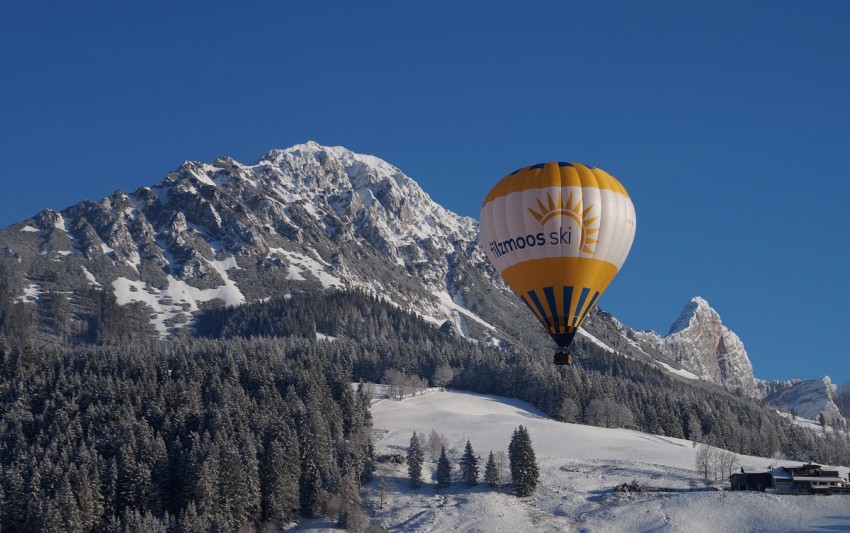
<box><xmin>1</xmin><ymin>142</ymin><xmax>843</xmax><ymax>419</ymax></box>
<box><xmin>668</xmin><ymin>296</ymin><xmax>715</xmax><ymax>335</ymax></box>
<box><xmin>658</xmin><ymin>297</ymin><xmax>757</xmax><ymax>397</ymax></box>
<box><xmin>762</xmin><ymin>375</ymin><xmax>845</xmax><ymax>425</ymax></box>
<box><xmin>0</xmin><ymin>142</ymin><xmax>492</xmax><ymax>341</ymax></box>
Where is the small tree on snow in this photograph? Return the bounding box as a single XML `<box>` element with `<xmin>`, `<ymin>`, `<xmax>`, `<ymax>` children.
<box><xmin>508</xmin><ymin>425</ymin><xmax>539</xmax><ymax>497</ymax></box>
<box><xmin>426</xmin><ymin>429</ymin><xmax>447</xmax><ymax>462</ymax></box>
<box><xmin>377</xmin><ymin>476</ymin><xmax>388</xmax><ymax>509</ymax></box>
<box><xmin>484</xmin><ymin>451</ymin><xmax>499</xmax><ymax>490</ymax></box>
<box><xmin>695</xmin><ymin>443</ymin><xmax>716</xmax><ymax>486</ymax></box>
<box><xmin>717</xmin><ymin>448</ymin><xmax>740</xmax><ymax>480</ymax></box>
<box><xmin>459</xmin><ymin>439</ymin><xmax>479</xmax><ymax>486</ymax></box>
<box><xmin>408</xmin><ymin>432</ymin><xmax>424</xmax><ymax>488</ymax></box>
<box><xmin>435</xmin><ymin>446</ymin><xmax>452</xmax><ymax>488</ymax></box>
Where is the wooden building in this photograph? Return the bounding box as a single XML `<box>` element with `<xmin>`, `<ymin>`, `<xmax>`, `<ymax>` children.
<box><xmin>730</xmin><ymin>468</ymin><xmax>773</xmax><ymax>492</ymax></box>
<box><xmin>730</xmin><ymin>462</ymin><xmax>850</xmax><ymax>495</ymax></box>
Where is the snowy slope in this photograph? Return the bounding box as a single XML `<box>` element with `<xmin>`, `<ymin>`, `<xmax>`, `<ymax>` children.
<box><xmin>362</xmin><ymin>390</ymin><xmax>850</xmax><ymax>533</ymax></box>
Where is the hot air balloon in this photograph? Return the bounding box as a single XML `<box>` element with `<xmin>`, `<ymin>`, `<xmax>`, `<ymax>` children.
<box><xmin>480</xmin><ymin>162</ymin><xmax>635</xmax><ymax>365</ymax></box>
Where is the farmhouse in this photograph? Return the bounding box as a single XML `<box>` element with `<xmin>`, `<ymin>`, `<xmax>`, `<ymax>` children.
<box><xmin>730</xmin><ymin>463</ymin><xmax>850</xmax><ymax>495</ymax></box>
<box><xmin>729</xmin><ymin>468</ymin><xmax>773</xmax><ymax>492</ymax></box>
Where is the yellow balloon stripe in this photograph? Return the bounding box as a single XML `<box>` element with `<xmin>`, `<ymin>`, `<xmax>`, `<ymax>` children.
<box><xmin>502</xmin><ymin>257</ymin><xmax>618</xmax><ymax>332</ymax></box>
<box><xmin>501</xmin><ymin>257</ymin><xmax>619</xmax><ymax>297</ymax></box>
<box><xmin>482</xmin><ymin>162</ymin><xmax>629</xmax><ymax>206</ymax></box>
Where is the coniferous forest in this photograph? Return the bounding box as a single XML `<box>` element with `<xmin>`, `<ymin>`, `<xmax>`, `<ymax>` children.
<box><xmin>1</xmin><ymin>289</ymin><xmax>849</xmax><ymax>531</ymax></box>
<box><xmin>199</xmin><ymin>291</ymin><xmax>850</xmax><ymax>465</ymax></box>
<box><xmin>0</xmin><ymin>337</ymin><xmax>374</xmax><ymax>531</ymax></box>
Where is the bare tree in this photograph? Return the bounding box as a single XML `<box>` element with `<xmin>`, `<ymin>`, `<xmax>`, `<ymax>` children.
<box><xmin>492</xmin><ymin>451</ymin><xmax>509</xmax><ymax>493</ymax></box>
<box><xmin>382</xmin><ymin>369</ymin><xmax>428</xmax><ymax>400</ymax></box>
<box><xmin>432</xmin><ymin>364</ymin><xmax>454</xmax><ymax>390</ymax></box>
<box><xmin>383</xmin><ymin>369</ymin><xmax>405</xmax><ymax>400</ymax></box>
<box><xmin>695</xmin><ymin>443</ymin><xmax>716</xmax><ymax>486</ymax></box>
<box><xmin>558</xmin><ymin>398</ymin><xmax>580</xmax><ymax>423</ymax></box>
<box><xmin>611</xmin><ymin>403</ymin><xmax>635</xmax><ymax>429</ymax></box>
<box><xmin>585</xmin><ymin>398</ymin><xmax>634</xmax><ymax>429</ymax></box>
<box><xmin>585</xmin><ymin>398</ymin><xmax>608</xmax><ymax>427</ymax></box>
<box><xmin>695</xmin><ymin>443</ymin><xmax>739</xmax><ymax>487</ymax></box>
<box><xmin>426</xmin><ymin>429</ymin><xmax>447</xmax><ymax>462</ymax></box>
<box><xmin>376</xmin><ymin>476</ymin><xmax>389</xmax><ymax>510</ymax></box>
<box><xmin>717</xmin><ymin>449</ymin><xmax>740</xmax><ymax>480</ymax></box>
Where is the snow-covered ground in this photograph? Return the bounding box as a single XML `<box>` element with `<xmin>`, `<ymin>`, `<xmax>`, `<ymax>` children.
<box><xmin>324</xmin><ymin>389</ymin><xmax>850</xmax><ymax>533</ymax></box>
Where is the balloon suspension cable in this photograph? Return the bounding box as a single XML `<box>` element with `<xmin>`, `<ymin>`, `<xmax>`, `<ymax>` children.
<box><xmin>553</xmin><ymin>346</ymin><xmax>572</xmax><ymax>366</ymax></box>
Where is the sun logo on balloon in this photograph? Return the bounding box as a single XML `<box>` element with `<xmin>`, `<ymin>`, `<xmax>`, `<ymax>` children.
<box><xmin>527</xmin><ymin>191</ymin><xmax>600</xmax><ymax>254</ymax></box>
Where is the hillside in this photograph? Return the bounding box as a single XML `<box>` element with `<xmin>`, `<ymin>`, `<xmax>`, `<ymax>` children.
<box><xmin>193</xmin><ymin>290</ymin><xmax>848</xmax><ymax>471</ymax></box>
<box><xmin>0</xmin><ymin>143</ymin><xmax>769</xmax><ymax>388</ymax></box>
<box><xmin>1</xmin><ymin>142</ymin><xmax>847</xmax><ymax>417</ymax></box>
<box><xmin>366</xmin><ymin>389</ymin><xmax>850</xmax><ymax>533</ymax></box>
<box><xmin>0</xmin><ymin>130</ymin><xmax>847</xmax><ymax>530</ymax></box>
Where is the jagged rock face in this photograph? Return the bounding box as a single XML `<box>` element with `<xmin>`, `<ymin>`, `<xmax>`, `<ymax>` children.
<box><xmin>763</xmin><ymin>376</ymin><xmax>844</xmax><ymax>425</ymax></box>
<box><xmin>1</xmin><ymin>141</ymin><xmax>842</xmax><ymax>408</ymax></box>
<box><xmin>0</xmin><ymin>142</ymin><xmax>508</xmax><ymax>341</ymax></box>
<box><xmin>662</xmin><ymin>297</ymin><xmax>757</xmax><ymax>396</ymax></box>
<box><xmin>833</xmin><ymin>382</ymin><xmax>850</xmax><ymax>421</ymax></box>
<box><xmin>631</xmin><ymin>297</ymin><xmax>757</xmax><ymax>397</ymax></box>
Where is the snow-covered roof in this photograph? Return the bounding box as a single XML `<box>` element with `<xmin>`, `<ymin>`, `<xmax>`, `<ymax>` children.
<box><xmin>791</xmin><ymin>476</ymin><xmax>846</xmax><ymax>483</ymax></box>
<box><xmin>771</xmin><ymin>468</ymin><xmax>793</xmax><ymax>480</ymax></box>
<box><xmin>738</xmin><ymin>466</ymin><xmax>771</xmax><ymax>474</ymax></box>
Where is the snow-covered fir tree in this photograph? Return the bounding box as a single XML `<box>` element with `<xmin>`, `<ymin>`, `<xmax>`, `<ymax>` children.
<box><xmin>407</xmin><ymin>432</ymin><xmax>424</xmax><ymax>488</ymax></box>
<box><xmin>435</xmin><ymin>446</ymin><xmax>452</xmax><ymax>488</ymax></box>
<box><xmin>509</xmin><ymin>425</ymin><xmax>539</xmax><ymax>497</ymax></box>
<box><xmin>484</xmin><ymin>451</ymin><xmax>499</xmax><ymax>489</ymax></box>
<box><xmin>459</xmin><ymin>439</ymin><xmax>479</xmax><ymax>486</ymax></box>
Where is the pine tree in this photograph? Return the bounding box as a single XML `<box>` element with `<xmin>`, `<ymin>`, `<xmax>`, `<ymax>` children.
<box><xmin>178</xmin><ymin>500</ymin><xmax>211</xmax><ymax>533</ymax></box>
<box><xmin>261</xmin><ymin>428</ymin><xmax>300</xmax><ymax>526</ymax></box>
<box><xmin>435</xmin><ymin>446</ymin><xmax>452</xmax><ymax>488</ymax></box>
<box><xmin>407</xmin><ymin>431</ymin><xmax>424</xmax><ymax>488</ymax></box>
<box><xmin>459</xmin><ymin>440</ymin><xmax>479</xmax><ymax>486</ymax></box>
<box><xmin>508</xmin><ymin>425</ymin><xmax>539</xmax><ymax>497</ymax></box>
<box><xmin>484</xmin><ymin>451</ymin><xmax>499</xmax><ymax>489</ymax></box>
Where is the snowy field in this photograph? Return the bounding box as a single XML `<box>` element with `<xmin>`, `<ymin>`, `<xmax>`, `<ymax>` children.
<box><xmin>301</xmin><ymin>389</ymin><xmax>850</xmax><ymax>533</ymax></box>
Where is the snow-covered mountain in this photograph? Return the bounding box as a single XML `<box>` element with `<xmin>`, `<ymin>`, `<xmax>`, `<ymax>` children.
<box><xmin>633</xmin><ymin>297</ymin><xmax>757</xmax><ymax>397</ymax></box>
<box><xmin>1</xmin><ymin>141</ymin><xmax>845</xmax><ymax>416</ymax></box>
<box><xmin>1</xmin><ymin>142</ymin><xmax>508</xmax><ymax>341</ymax></box>
<box><xmin>759</xmin><ymin>376</ymin><xmax>846</xmax><ymax>426</ymax></box>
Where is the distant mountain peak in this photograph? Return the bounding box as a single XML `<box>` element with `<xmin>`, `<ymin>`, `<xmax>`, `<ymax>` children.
<box><xmin>658</xmin><ymin>296</ymin><xmax>757</xmax><ymax>396</ymax></box>
<box><xmin>763</xmin><ymin>375</ymin><xmax>844</xmax><ymax>425</ymax></box>
<box><xmin>667</xmin><ymin>295</ymin><xmax>714</xmax><ymax>335</ymax></box>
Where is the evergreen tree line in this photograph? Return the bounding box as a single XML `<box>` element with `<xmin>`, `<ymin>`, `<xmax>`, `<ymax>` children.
<box><xmin>201</xmin><ymin>291</ymin><xmax>850</xmax><ymax>466</ymax></box>
<box><xmin>0</xmin><ymin>336</ymin><xmax>375</xmax><ymax>532</ymax></box>
<box><xmin>406</xmin><ymin>426</ymin><xmax>539</xmax><ymax>496</ymax></box>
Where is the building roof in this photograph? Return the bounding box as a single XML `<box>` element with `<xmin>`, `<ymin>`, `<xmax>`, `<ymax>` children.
<box><xmin>770</xmin><ymin>467</ymin><xmax>793</xmax><ymax>479</ymax></box>
<box><xmin>791</xmin><ymin>476</ymin><xmax>846</xmax><ymax>483</ymax></box>
<box><xmin>738</xmin><ymin>466</ymin><xmax>771</xmax><ymax>474</ymax></box>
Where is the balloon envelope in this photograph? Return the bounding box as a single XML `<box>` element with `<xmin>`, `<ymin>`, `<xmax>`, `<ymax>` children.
<box><xmin>480</xmin><ymin>162</ymin><xmax>636</xmax><ymax>356</ymax></box>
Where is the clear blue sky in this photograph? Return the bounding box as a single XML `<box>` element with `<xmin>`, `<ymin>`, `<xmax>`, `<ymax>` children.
<box><xmin>2</xmin><ymin>1</ymin><xmax>849</xmax><ymax>383</ymax></box>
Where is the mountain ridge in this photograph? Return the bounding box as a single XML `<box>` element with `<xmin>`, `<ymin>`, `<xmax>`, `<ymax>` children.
<box><xmin>0</xmin><ymin>142</ymin><xmax>845</xmax><ymax>422</ymax></box>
